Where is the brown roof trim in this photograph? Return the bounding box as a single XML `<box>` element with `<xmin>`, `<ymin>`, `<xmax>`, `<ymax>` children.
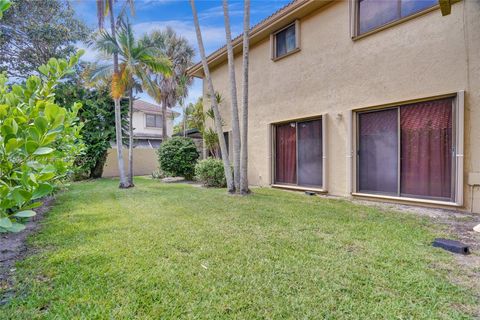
<box><xmin>187</xmin><ymin>0</ymin><xmax>332</xmax><ymax>78</ymax></box>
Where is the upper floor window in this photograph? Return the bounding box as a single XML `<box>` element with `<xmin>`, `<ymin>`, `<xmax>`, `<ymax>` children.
<box><xmin>146</xmin><ymin>113</ymin><xmax>162</xmax><ymax>128</ymax></box>
<box><xmin>272</xmin><ymin>21</ymin><xmax>300</xmax><ymax>60</ymax></box>
<box><xmin>357</xmin><ymin>0</ymin><xmax>437</xmax><ymax>35</ymax></box>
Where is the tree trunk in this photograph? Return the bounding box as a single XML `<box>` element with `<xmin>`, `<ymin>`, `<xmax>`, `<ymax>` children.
<box><xmin>222</xmin><ymin>0</ymin><xmax>241</xmax><ymax>193</ymax></box>
<box><xmin>183</xmin><ymin>103</ymin><xmax>186</xmax><ymax>137</ymax></box>
<box><xmin>162</xmin><ymin>97</ymin><xmax>168</xmax><ymax>141</ymax></box>
<box><xmin>240</xmin><ymin>0</ymin><xmax>250</xmax><ymax>195</ymax></box>
<box><xmin>128</xmin><ymin>89</ymin><xmax>135</xmax><ymax>186</ymax></box>
<box><xmin>90</xmin><ymin>150</ymin><xmax>108</xmax><ymax>179</ymax></box>
<box><xmin>108</xmin><ymin>0</ymin><xmax>129</xmax><ymax>188</ymax></box>
<box><xmin>190</xmin><ymin>0</ymin><xmax>234</xmax><ymax>193</ymax></box>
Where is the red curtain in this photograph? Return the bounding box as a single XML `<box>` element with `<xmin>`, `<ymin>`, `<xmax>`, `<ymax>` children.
<box><xmin>275</xmin><ymin>123</ymin><xmax>297</xmax><ymax>184</ymax></box>
<box><xmin>400</xmin><ymin>98</ymin><xmax>453</xmax><ymax>200</ymax></box>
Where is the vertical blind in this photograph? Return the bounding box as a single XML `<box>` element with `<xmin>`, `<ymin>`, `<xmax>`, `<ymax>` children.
<box><xmin>275</xmin><ymin>119</ymin><xmax>323</xmax><ymax>187</ymax></box>
<box><xmin>358</xmin><ymin>97</ymin><xmax>454</xmax><ymax>201</ymax></box>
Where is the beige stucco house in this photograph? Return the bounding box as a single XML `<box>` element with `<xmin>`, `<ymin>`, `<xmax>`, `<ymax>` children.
<box><xmin>189</xmin><ymin>0</ymin><xmax>480</xmax><ymax>212</ymax></box>
<box><xmin>102</xmin><ymin>100</ymin><xmax>178</xmax><ymax>177</ymax></box>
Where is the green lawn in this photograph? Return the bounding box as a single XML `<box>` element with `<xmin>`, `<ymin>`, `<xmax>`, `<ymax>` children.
<box><xmin>1</xmin><ymin>178</ymin><xmax>475</xmax><ymax>319</ymax></box>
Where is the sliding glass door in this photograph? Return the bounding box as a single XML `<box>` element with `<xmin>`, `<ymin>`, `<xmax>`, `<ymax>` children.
<box><xmin>357</xmin><ymin>97</ymin><xmax>454</xmax><ymax>201</ymax></box>
<box><xmin>275</xmin><ymin>118</ymin><xmax>323</xmax><ymax>188</ymax></box>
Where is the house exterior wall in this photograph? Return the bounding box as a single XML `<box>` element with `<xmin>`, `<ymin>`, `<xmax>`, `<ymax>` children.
<box><xmin>205</xmin><ymin>0</ymin><xmax>480</xmax><ymax>212</ymax></box>
<box><xmin>132</xmin><ymin>110</ymin><xmax>174</xmax><ymax>137</ymax></box>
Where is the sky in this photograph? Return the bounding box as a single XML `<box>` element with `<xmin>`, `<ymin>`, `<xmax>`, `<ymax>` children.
<box><xmin>73</xmin><ymin>0</ymin><xmax>292</xmax><ymax>121</ymax></box>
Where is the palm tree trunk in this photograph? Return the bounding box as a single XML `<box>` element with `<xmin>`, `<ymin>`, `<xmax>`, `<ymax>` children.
<box><xmin>190</xmin><ymin>0</ymin><xmax>234</xmax><ymax>193</ymax></box>
<box><xmin>162</xmin><ymin>97</ymin><xmax>168</xmax><ymax>141</ymax></box>
<box><xmin>183</xmin><ymin>103</ymin><xmax>186</xmax><ymax>137</ymax></box>
<box><xmin>222</xmin><ymin>0</ymin><xmax>241</xmax><ymax>193</ymax></box>
<box><xmin>108</xmin><ymin>0</ymin><xmax>129</xmax><ymax>188</ymax></box>
<box><xmin>128</xmin><ymin>88</ymin><xmax>134</xmax><ymax>186</ymax></box>
<box><xmin>240</xmin><ymin>0</ymin><xmax>250</xmax><ymax>195</ymax></box>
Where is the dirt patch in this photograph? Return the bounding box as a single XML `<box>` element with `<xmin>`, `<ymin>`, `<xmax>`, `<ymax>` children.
<box><xmin>0</xmin><ymin>197</ymin><xmax>54</xmax><ymax>303</ymax></box>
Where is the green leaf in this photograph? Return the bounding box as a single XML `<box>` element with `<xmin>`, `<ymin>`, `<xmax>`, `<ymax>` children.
<box><xmin>32</xmin><ymin>184</ymin><xmax>53</xmax><ymax>199</ymax></box>
<box><xmin>25</xmin><ymin>140</ymin><xmax>39</xmax><ymax>154</ymax></box>
<box><xmin>0</xmin><ymin>217</ymin><xmax>12</xmax><ymax>229</ymax></box>
<box><xmin>13</xmin><ymin>210</ymin><xmax>36</xmax><ymax>218</ymax></box>
<box><xmin>5</xmin><ymin>138</ymin><xmax>18</xmax><ymax>153</ymax></box>
<box><xmin>45</xmin><ymin>103</ymin><xmax>60</xmax><ymax>121</ymax></box>
<box><xmin>5</xmin><ymin>222</ymin><xmax>26</xmax><ymax>233</ymax></box>
<box><xmin>33</xmin><ymin>147</ymin><xmax>54</xmax><ymax>155</ymax></box>
<box><xmin>34</xmin><ymin>116</ymin><xmax>49</xmax><ymax>133</ymax></box>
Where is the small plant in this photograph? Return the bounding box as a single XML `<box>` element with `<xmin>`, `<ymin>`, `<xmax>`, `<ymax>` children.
<box><xmin>195</xmin><ymin>158</ymin><xmax>226</xmax><ymax>187</ymax></box>
<box><xmin>157</xmin><ymin>137</ymin><xmax>199</xmax><ymax>179</ymax></box>
<box><xmin>151</xmin><ymin>168</ymin><xmax>165</xmax><ymax>179</ymax></box>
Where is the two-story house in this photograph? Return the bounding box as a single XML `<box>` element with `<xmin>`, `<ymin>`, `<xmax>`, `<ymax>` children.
<box><xmin>189</xmin><ymin>0</ymin><xmax>480</xmax><ymax>212</ymax></box>
<box><xmin>102</xmin><ymin>99</ymin><xmax>178</xmax><ymax>177</ymax></box>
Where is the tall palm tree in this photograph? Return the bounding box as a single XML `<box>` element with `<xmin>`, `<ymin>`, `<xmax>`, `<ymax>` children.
<box><xmin>190</xmin><ymin>0</ymin><xmax>234</xmax><ymax>192</ymax></box>
<box><xmin>96</xmin><ymin>0</ymin><xmax>132</xmax><ymax>188</ymax></box>
<box><xmin>240</xmin><ymin>0</ymin><xmax>250</xmax><ymax>194</ymax></box>
<box><xmin>222</xmin><ymin>0</ymin><xmax>241</xmax><ymax>192</ymax></box>
<box><xmin>93</xmin><ymin>19</ymin><xmax>172</xmax><ymax>186</ymax></box>
<box><xmin>176</xmin><ymin>74</ymin><xmax>190</xmax><ymax>137</ymax></box>
<box><xmin>141</xmin><ymin>28</ymin><xmax>194</xmax><ymax>141</ymax></box>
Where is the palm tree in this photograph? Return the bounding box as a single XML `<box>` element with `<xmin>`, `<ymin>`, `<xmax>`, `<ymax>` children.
<box><xmin>240</xmin><ymin>0</ymin><xmax>250</xmax><ymax>194</ymax></box>
<box><xmin>222</xmin><ymin>0</ymin><xmax>241</xmax><ymax>192</ymax></box>
<box><xmin>190</xmin><ymin>0</ymin><xmax>234</xmax><ymax>192</ymax></box>
<box><xmin>95</xmin><ymin>0</ymin><xmax>132</xmax><ymax>188</ymax></box>
<box><xmin>141</xmin><ymin>28</ymin><xmax>194</xmax><ymax>142</ymax></box>
<box><xmin>93</xmin><ymin>19</ymin><xmax>172</xmax><ymax>186</ymax></box>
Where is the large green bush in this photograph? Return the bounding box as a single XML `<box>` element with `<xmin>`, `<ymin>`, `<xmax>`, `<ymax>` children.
<box><xmin>0</xmin><ymin>52</ymin><xmax>84</xmax><ymax>233</ymax></box>
<box><xmin>157</xmin><ymin>137</ymin><xmax>199</xmax><ymax>179</ymax></box>
<box><xmin>195</xmin><ymin>158</ymin><xmax>226</xmax><ymax>188</ymax></box>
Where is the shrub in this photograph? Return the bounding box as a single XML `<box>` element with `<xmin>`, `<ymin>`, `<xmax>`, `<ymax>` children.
<box><xmin>0</xmin><ymin>52</ymin><xmax>84</xmax><ymax>233</ymax></box>
<box><xmin>157</xmin><ymin>137</ymin><xmax>199</xmax><ymax>179</ymax></box>
<box><xmin>195</xmin><ymin>158</ymin><xmax>226</xmax><ymax>188</ymax></box>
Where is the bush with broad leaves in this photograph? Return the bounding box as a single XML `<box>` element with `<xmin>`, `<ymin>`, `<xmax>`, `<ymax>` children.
<box><xmin>157</xmin><ymin>137</ymin><xmax>199</xmax><ymax>180</ymax></box>
<box><xmin>0</xmin><ymin>51</ymin><xmax>84</xmax><ymax>233</ymax></box>
<box><xmin>195</xmin><ymin>158</ymin><xmax>226</xmax><ymax>188</ymax></box>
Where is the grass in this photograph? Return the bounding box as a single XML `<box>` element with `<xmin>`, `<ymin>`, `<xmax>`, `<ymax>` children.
<box><xmin>0</xmin><ymin>177</ymin><xmax>476</xmax><ymax>319</ymax></box>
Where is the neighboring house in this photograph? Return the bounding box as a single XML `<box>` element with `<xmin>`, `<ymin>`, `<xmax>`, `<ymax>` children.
<box><xmin>102</xmin><ymin>100</ymin><xmax>179</xmax><ymax>177</ymax></box>
<box><xmin>188</xmin><ymin>0</ymin><xmax>480</xmax><ymax>212</ymax></box>
<box><xmin>131</xmin><ymin>100</ymin><xmax>178</xmax><ymax>148</ymax></box>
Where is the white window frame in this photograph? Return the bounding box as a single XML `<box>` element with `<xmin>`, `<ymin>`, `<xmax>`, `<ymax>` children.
<box><xmin>270</xmin><ymin>114</ymin><xmax>328</xmax><ymax>192</ymax></box>
<box><xmin>348</xmin><ymin>92</ymin><xmax>464</xmax><ymax>206</ymax></box>
<box><xmin>270</xmin><ymin>20</ymin><xmax>301</xmax><ymax>61</ymax></box>
<box><xmin>145</xmin><ymin>113</ymin><xmax>162</xmax><ymax>129</ymax></box>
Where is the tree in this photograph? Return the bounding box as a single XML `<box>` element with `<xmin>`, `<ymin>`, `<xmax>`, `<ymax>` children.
<box><xmin>54</xmin><ymin>77</ymin><xmax>128</xmax><ymax>179</ymax></box>
<box><xmin>95</xmin><ymin>0</ymin><xmax>132</xmax><ymax>188</ymax></box>
<box><xmin>93</xmin><ymin>18</ymin><xmax>171</xmax><ymax>186</ymax></box>
<box><xmin>190</xmin><ymin>0</ymin><xmax>234</xmax><ymax>192</ymax></box>
<box><xmin>141</xmin><ymin>27</ymin><xmax>194</xmax><ymax>141</ymax></box>
<box><xmin>0</xmin><ymin>0</ymin><xmax>90</xmax><ymax>78</ymax></box>
<box><xmin>222</xmin><ymin>0</ymin><xmax>242</xmax><ymax>192</ymax></box>
<box><xmin>240</xmin><ymin>0</ymin><xmax>250</xmax><ymax>194</ymax></box>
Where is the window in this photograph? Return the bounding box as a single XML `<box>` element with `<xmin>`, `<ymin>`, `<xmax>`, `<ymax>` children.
<box><xmin>272</xmin><ymin>21</ymin><xmax>299</xmax><ymax>59</ymax></box>
<box><xmin>274</xmin><ymin>117</ymin><xmax>325</xmax><ymax>188</ymax></box>
<box><xmin>356</xmin><ymin>0</ymin><xmax>437</xmax><ymax>35</ymax></box>
<box><xmin>145</xmin><ymin>114</ymin><xmax>162</xmax><ymax>128</ymax></box>
<box><xmin>356</xmin><ymin>97</ymin><xmax>457</xmax><ymax>202</ymax></box>
<box><xmin>219</xmin><ymin>132</ymin><xmax>230</xmax><ymax>160</ymax></box>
